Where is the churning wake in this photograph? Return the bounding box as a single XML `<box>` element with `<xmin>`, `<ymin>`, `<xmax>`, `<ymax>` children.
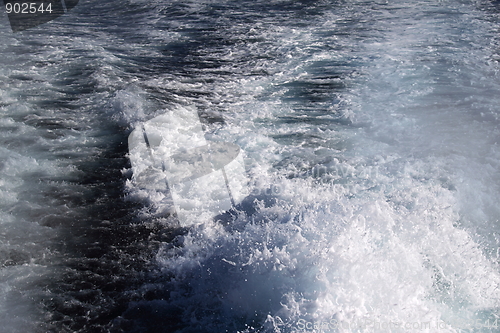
<box><xmin>1</xmin><ymin>0</ymin><xmax>500</xmax><ymax>332</ymax></box>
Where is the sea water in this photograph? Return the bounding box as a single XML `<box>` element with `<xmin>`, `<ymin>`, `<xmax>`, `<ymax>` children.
<box><xmin>1</xmin><ymin>0</ymin><xmax>500</xmax><ymax>332</ymax></box>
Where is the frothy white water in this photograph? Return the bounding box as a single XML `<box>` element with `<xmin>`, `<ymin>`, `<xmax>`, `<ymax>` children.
<box><xmin>121</xmin><ymin>1</ymin><xmax>500</xmax><ymax>332</ymax></box>
<box><xmin>1</xmin><ymin>0</ymin><xmax>500</xmax><ymax>331</ymax></box>
<box><xmin>0</xmin><ymin>39</ymin><xmax>69</xmax><ymax>329</ymax></box>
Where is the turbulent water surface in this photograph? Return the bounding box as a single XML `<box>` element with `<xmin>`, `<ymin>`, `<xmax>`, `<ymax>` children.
<box><xmin>1</xmin><ymin>0</ymin><xmax>500</xmax><ymax>332</ymax></box>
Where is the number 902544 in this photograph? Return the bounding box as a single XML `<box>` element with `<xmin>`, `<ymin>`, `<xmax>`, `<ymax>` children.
<box><xmin>5</xmin><ymin>2</ymin><xmax>53</xmax><ymax>14</ymax></box>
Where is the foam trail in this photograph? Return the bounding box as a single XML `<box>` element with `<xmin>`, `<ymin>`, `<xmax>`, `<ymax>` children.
<box><xmin>119</xmin><ymin>1</ymin><xmax>500</xmax><ymax>332</ymax></box>
<box><xmin>1</xmin><ymin>0</ymin><xmax>500</xmax><ymax>332</ymax></box>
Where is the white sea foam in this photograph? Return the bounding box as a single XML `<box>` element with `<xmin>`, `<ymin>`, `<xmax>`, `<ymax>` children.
<box><xmin>128</xmin><ymin>1</ymin><xmax>500</xmax><ymax>332</ymax></box>
<box><xmin>2</xmin><ymin>0</ymin><xmax>500</xmax><ymax>332</ymax></box>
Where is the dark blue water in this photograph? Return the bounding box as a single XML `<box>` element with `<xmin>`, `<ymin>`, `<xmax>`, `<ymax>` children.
<box><xmin>1</xmin><ymin>1</ymin><xmax>500</xmax><ymax>332</ymax></box>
